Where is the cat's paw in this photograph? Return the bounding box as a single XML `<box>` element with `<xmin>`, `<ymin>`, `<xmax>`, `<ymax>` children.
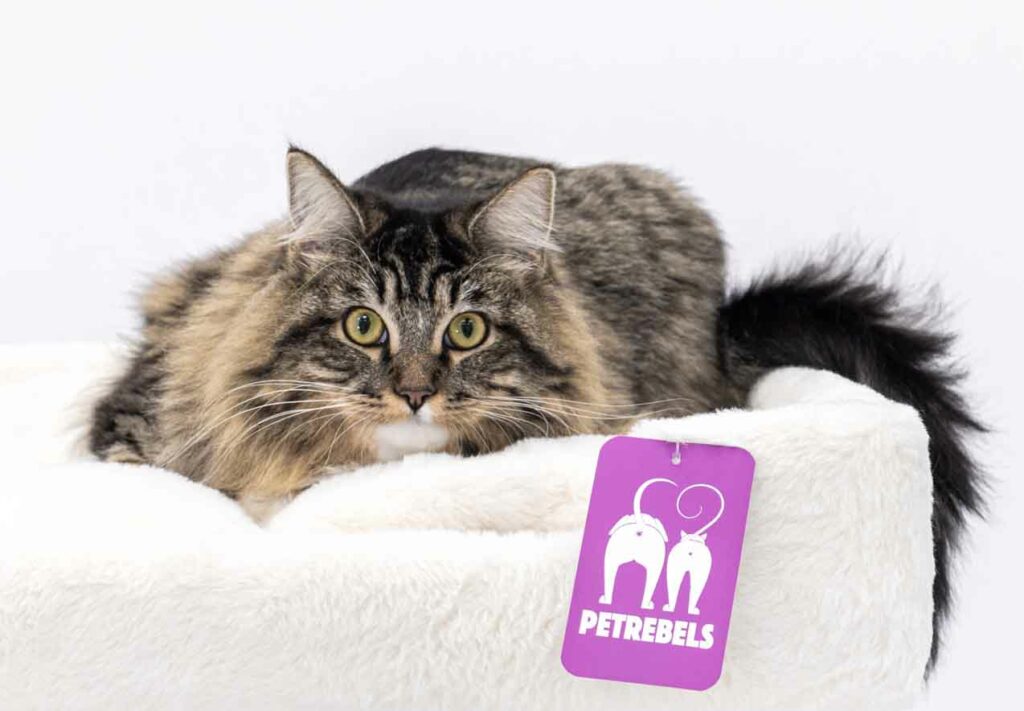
<box><xmin>662</xmin><ymin>603</ymin><xmax>675</xmax><ymax>613</ymax></box>
<box><xmin>598</xmin><ymin>593</ymin><xmax>612</xmax><ymax>605</ymax></box>
<box><xmin>641</xmin><ymin>599</ymin><xmax>655</xmax><ymax>610</ymax></box>
<box><xmin>688</xmin><ymin>606</ymin><xmax>701</xmax><ymax>616</ymax></box>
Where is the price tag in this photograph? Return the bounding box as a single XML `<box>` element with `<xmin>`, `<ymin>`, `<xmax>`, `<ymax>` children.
<box><xmin>561</xmin><ymin>436</ymin><xmax>755</xmax><ymax>690</ymax></box>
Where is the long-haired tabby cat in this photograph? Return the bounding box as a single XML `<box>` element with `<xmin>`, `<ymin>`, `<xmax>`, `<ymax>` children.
<box><xmin>91</xmin><ymin>147</ymin><xmax>982</xmax><ymax>666</ymax></box>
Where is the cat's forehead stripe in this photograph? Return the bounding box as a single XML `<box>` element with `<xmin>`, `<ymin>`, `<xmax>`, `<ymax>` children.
<box><xmin>369</xmin><ymin>215</ymin><xmax>471</xmax><ymax>307</ymax></box>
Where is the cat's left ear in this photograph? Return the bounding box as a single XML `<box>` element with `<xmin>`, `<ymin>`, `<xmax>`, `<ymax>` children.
<box><xmin>468</xmin><ymin>167</ymin><xmax>559</xmax><ymax>265</ymax></box>
<box><xmin>697</xmin><ymin>533</ymin><xmax>707</xmax><ymax>542</ymax></box>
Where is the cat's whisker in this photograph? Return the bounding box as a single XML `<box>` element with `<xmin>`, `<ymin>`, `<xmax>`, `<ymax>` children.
<box><xmin>239</xmin><ymin>401</ymin><xmax>362</xmax><ymax>443</ymax></box>
<box><xmin>470</xmin><ymin>408</ymin><xmax>534</xmax><ymax>439</ymax></box>
<box><xmin>228</xmin><ymin>408</ymin><xmax>337</xmax><ymax>452</ymax></box>
<box><xmin>166</xmin><ymin>392</ymin><xmax>364</xmax><ymax>464</ymax></box>
<box><xmin>199</xmin><ymin>394</ymin><xmax>361</xmax><ymax>439</ymax></box>
<box><xmin>225</xmin><ymin>379</ymin><xmax>360</xmax><ymax>396</ymax></box>
<box><xmin>252</xmin><ymin>402</ymin><xmax>363</xmax><ymax>473</ymax></box>
<box><xmin>474</xmin><ymin>397</ymin><xmax>689</xmax><ymax>435</ymax></box>
<box><xmin>452</xmin><ymin>402</ymin><xmax>544</xmax><ymax>434</ymax></box>
<box><xmin>484</xmin><ymin>418</ymin><xmax>520</xmax><ymax>444</ymax></box>
<box><xmin>320</xmin><ymin>413</ymin><xmax>354</xmax><ymax>467</ymax></box>
<box><xmin>164</xmin><ymin>390</ymin><xmax>309</xmax><ymax>464</ymax></box>
<box><xmin>318</xmin><ymin>410</ymin><xmax>379</xmax><ymax>468</ymax></box>
<box><xmin>461</xmin><ymin>404</ymin><xmax>559</xmax><ymax>438</ymax></box>
<box><xmin>524</xmin><ymin>403</ymin><xmax>682</xmax><ymax>424</ymax></box>
<box><xmin>486</xmin><ymin>404</ymin><xmax>561</xmax><ymax>436</ymax></box>
<box><xmin>478</xmin><ymin>394</ymin><xmax>691</xmax><ymax>421</ymax></box>
<box><xmin>457</xmin><ymin>409</ymin><xmax>514</xmax><ymax>449</ymax></box>
<box><xmin>478</xmin><ymin>400</ymin><xmax>577</xmax><ymax>434</ymax></box>
<box><xmin>481</xmin><ymin>393</ymin><xmax>699</xmax><ymax>412</ymax></box>
<box><xmin>308</xmin><ymin>405</ymin><xmax>355</xmax><ymax>443</ymax></box>
<box><xmin>491</xmin><ymin>393</ymin><xmax>697</xmax><ymax>408</ymax></box>
<box><xmin>304</xmin><ymin>401</ymin><xmax>380</xmax><ymax>441</ymax></box>
<box><xmin>480</xmin><ymin>396</ymin><xmax>616</xmax><ymax>418</ymax></box>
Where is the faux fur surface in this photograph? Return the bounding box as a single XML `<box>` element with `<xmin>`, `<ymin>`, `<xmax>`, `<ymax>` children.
<box><xmin>0</xmin><ymin>344</ymin><xmax>933</xmax><ymax>710</ymax></box>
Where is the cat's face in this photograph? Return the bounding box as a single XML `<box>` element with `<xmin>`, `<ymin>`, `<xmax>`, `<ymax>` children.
<box><xmin>240</xmin><ymin>149</ymin><xmax>595</xmax><ymax>464</ymax></box>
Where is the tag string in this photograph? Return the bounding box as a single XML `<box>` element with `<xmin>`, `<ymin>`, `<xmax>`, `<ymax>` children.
<box><xmin>672</xmin><ymin>441</ymin><xmax>682</xmax><ymax>465</ymax></box>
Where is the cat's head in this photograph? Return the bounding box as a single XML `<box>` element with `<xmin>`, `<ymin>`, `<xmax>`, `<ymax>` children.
<box><xmin>220</xmin><ymin>148</ymin><xmax>610</xmax><ymax>471</ymax></box>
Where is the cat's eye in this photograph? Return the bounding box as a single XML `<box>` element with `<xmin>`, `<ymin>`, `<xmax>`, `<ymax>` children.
<box><xmin>445</xmin><ymin>312</ymin><xmax>488</xmax><ymax>350</ymax></box>
<box><xmin>342</xmin><ymin>307</ymin><xmax>387</xmax><ymax>346</ymax></box>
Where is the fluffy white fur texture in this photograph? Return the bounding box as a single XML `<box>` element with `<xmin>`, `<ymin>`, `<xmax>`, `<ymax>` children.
<box><xmin>0</xmin><ymin>344</ymin><xmax>933</xmax><ymax>711</ymax></box>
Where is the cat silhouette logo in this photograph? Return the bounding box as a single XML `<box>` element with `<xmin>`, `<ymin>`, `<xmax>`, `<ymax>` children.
<box><xmin>599</xmin><ymin>479</ymin><xmax>724</xmax><ymax>615</ymax></box>
<box><xmin>663</xmin><ymin>484</ymin><xmax>723</xmax><ymax>615</ymax></box>
<box><xmin>599</xmin><ymin>477</ymin><xmax>674</xmax><ymax>610</ymax></box>
<box><xmin>562</xmin><ymin>436</ymin><xmax>754</xmax><ymax>691</ymax></box>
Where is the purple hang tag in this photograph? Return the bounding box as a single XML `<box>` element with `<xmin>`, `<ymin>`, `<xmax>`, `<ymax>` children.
<box><xmin>561</xmin><ymin>436</ymin><xmax>755</xmax><ymax>691</ymax></box>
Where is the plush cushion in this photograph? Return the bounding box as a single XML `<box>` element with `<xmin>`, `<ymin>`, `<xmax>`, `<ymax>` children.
<box><xmin>0</xmin><ymin>343</ymin><xmax>933</xmax><ymax>710</ymax></box>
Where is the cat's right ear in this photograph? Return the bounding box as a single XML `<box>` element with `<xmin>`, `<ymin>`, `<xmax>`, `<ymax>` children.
<box><xmin>285</xmin><ymin>147</ymin><xmax>365</xmax><ymax>248</ymax></box>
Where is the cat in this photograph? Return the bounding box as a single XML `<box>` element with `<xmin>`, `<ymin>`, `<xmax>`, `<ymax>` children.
<box><xmin>600</xmin><ymin>477</ymin><xmax>675</xmax><ymax>610</ymax></box>
<box><xmin>664</xmin><ymin>533</ymin><xmax>712</xmax><ymax>616</ymax></box>
<box><xmin>90</xmin><ymin>148</ymin><xmax>728</xmax><ymax>497</ymax></box>
<box><xmin>663</xmin><ymin>484</ymin><xmax>724</xmax><ymax>616</ymax></box>
<box><xmin>89</xmin><ymin>147</ymin><xmax>983</xmax><ymax>667</ymax></box>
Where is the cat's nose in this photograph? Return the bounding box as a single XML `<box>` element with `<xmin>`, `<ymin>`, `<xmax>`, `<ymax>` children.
<box><xmin>396</xmin><ymin>386</ymin><xmax>435</xmax><ymax>412</ymax></box>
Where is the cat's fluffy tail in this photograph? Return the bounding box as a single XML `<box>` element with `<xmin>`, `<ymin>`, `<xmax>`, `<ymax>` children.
<box><xmin>717</xmin><ymin>251</ymin><xmax>985</xmax><ymax>672</ymax></box>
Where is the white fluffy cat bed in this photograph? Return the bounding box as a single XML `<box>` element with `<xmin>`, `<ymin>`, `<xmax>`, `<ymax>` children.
<box><xmin>0</xmin><ymin>344</ymin><xmax>933</xmax><ymax>710</ymax></box>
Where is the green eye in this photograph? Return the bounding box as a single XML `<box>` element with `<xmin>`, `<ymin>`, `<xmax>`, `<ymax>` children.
<box><xmin>342</xmin><ymin>307</ymin><xmax>387</xmax><ymax>346</ymax></box>
<box><xmin>445</xmin><ymin>312</ymin><xmax>487</xmax><ymax>350</ymax></box>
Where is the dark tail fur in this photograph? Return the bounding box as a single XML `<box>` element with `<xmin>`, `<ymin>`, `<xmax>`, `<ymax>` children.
<box><xmin>717</xmin><ymin>253</ymin><xmax>985</xmax><ymax>671</ymax></box>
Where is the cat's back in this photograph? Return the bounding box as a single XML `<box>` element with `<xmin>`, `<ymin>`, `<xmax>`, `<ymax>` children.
<box><xmin>356</xmin><ymin>148</ymin><xmax>724</xmax><ymax>285</ymax></box>
<box><xmin>549</xmin><ymin>162</ymin><xmax>726</xmax><ymax>408</ymax></box>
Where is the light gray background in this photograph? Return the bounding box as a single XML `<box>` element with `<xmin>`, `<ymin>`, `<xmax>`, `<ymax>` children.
<box><xmin>2</xmin><ymin>2</ymin><xmax>1020</xmax><ymax>707</ymax></box>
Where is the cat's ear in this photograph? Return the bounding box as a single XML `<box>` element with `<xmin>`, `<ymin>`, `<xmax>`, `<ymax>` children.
<box><xmin>467</xmin><ymin>167</ymin><xmax>559</xmax><ymax>265</ymax></box>
<box><xmin>697</xmin><ymin>533</ymin><xmax>707</xmax><ymax>542</ymax></box>
<box><xmin>285</xmin><ymin>147</ymin><xmax>365</xmax><ymax>241</ymax></box>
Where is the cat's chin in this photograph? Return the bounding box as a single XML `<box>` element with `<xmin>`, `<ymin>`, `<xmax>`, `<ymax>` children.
<box><xmin>373</xmin><ymin>405</ymin><xmax>449</xmax><ymax>462</ymax></box>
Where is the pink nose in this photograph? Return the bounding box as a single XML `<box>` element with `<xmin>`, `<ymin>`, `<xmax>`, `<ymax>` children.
<box><xmin>397</xmin><ymin>388</ymin><xmax>434</xmax><ymax>412</ymax></box>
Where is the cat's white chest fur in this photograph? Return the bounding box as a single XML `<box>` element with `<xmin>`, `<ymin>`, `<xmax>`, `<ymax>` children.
<box><xmin>374</xmin><ymin>405</ymin><xmax>449</xmax><ymax>461</ymax></box>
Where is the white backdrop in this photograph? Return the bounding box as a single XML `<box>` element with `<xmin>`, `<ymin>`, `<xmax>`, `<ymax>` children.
<box><xmin>2</xmin><ymin>1</ymin><xmax>1020</xmax><ymax>708</ymax></box>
